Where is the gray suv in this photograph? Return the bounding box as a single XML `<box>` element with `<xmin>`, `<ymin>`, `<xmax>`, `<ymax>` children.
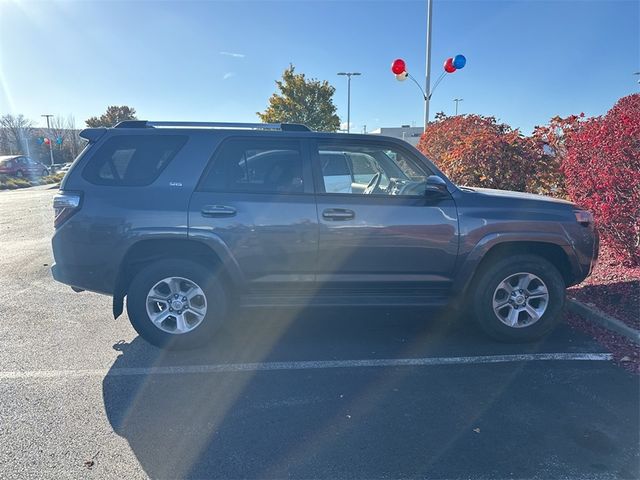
<box><xmin>51</xmin><ymin>121</ymin><xmax>598</xmax><ymax>348</ymax></box>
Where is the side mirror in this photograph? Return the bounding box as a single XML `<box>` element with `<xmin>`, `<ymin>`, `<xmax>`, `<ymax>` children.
<box><xmin>424</xmin><ymin>175</ymin><xmax>449</xmax><ymax>195</ymax></box>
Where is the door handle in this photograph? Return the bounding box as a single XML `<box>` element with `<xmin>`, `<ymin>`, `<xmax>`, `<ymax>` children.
<box><xmin>201</xmin><ymin>205</ymin><xmax>237</xmax><ymax>217</ymax></box>
<box><xmin>322</xmin><ymin>208</ymin><xmax>355</xmax><ymax>221</ymax></box>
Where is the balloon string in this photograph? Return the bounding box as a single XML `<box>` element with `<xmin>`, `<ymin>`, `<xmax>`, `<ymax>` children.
<box><xmin>429</xmin><ymin>71</ymin><xmax>447</xmax><ymax>99</ymax></box>
<box><xmin>406</xmin><ymin>73</ymin><xmax>428</xmax><ymax>101</ymax></box>
<box><xmin>406</xmin><ymin>70</ymin><xmax>448</xmax><ymax>101</ymax></box>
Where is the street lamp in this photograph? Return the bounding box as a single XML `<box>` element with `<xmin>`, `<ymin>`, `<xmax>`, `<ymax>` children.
<box><xmin>41</xmin><ymin>114</ymin><xmax>54</xmax><ymax>166</ymax></box>
<box><xmin>424</xmin><ymin>0</ymin><xmax>434</xmax><ymax>130</ymax></box>
<box><xmin>634</xmin><ymin>72</ymin><xmax>640</xmax><ymax>84</ymax></box>
<box><xmin>453</xmin><ymin>98</ymin><xmax>463</xmax><ymax>115</ymax></box>
<box><xmin>337</xmin><ymin>72</ymin><xmax>361</xmax><ymax>133</ymax></box>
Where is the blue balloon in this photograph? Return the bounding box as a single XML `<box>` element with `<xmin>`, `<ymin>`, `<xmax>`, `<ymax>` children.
<box><xmin>453</xmin><ymin>54</ymin><xmax>466</xmax><ymax>69</ymax></box>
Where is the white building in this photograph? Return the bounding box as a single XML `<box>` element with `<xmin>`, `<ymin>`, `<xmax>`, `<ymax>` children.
<box><xmin>369</xmin><ymin>125</ymin><xmax>423</xmax><ymax>147</ymax></box>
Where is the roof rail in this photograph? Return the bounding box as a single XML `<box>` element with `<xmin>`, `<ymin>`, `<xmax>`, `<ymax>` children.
<box><xmin>113</xmin><ymin>120</ymin><xmax>151</xmax><ymax>129</ymax></box>
<box><xmin>114</xmin><ymin>120</ymin><xmax>310</xmax><ymax>132</ymax></box>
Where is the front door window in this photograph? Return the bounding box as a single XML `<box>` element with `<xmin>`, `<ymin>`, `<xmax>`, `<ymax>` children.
<box><xmin>317</xmin><ymin>142</ymin><xmax>430</xmax><ymax>196</ymax></box>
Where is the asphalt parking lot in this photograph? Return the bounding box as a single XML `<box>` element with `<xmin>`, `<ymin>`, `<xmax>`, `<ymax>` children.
<box><xmin>0</xmin><ymin>186</ymin><xmax>638</xmax><ymax>479</ymax></box>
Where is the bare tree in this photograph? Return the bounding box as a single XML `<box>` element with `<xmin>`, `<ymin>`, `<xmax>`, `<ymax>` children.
<box><xmin>65</xmin><ymin>115</ymin><xmax>83</xmax><ymax>159</ymax></box>
<box><xmin>37</xmin><ymin>115</ymin><xmax>84</xmax><ymax>164</ymax></box>
<box><xmin>0</xmin><ymin>114</ymin><xmax>34</xmax><ymax>155</ymax></box>
<box><xmin>48</xmin><ymin>115</ymin><xmax>69</xmax><ymax>158</ymax></box>
<box><xmin>0</xmin><ymin>127</ymin><xmax>10</xmax><ymax>154</ymax></box>
<box><xmin>49</xmin><ymin>115</ymin><xmax>67</xmax><ymax>142</ymax></box>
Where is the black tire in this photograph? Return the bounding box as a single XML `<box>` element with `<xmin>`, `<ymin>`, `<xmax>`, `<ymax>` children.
<box><xmin>469</xmin><ymin>254</ymin><xmax>565</xmax><ymax>342</ymax></box>
<box><xmin>126</xmin><ymin>259</ymin><xmax>227</xmax><ymax>349</ymax></box>
<box><xmin>15</xmin><ymin>170</ymin><xmax>23</xmax><ymax>178</ymax></box>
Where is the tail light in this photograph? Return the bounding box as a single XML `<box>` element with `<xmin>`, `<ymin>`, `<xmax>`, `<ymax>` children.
<box><xmin>53</xmin><ymin>192</ymin><xmax>81</xmax><ymax>228</ymax></box>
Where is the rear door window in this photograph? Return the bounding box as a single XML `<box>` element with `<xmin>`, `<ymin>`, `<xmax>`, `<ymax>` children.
<box><xmin>199</xmin><ymin>138</ymin><xmax>306</xmax><ymax>194</ymax></box>
<box><xmin>82</xmin><ymin>135</ymin><xmax>187</xmax><ymax>186</ymax></box>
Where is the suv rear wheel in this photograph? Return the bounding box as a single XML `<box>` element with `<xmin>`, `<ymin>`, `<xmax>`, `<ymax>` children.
<box><xmin>469</xmin><ymin>254</ymin><xmax>565</xmax><ymax>342</ymax></box>
<box><xmin>126</xmin><ymin>259</ymin><xmax>227</xmax><ymax>349</ymax></box>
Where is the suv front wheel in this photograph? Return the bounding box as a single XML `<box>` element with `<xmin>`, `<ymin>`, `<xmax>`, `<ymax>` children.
<box><xmin>470</xmin><ymin>254</ymin><xmax>565</xmax><ymax>342</ymax></box>
<box><xmin>126</xmin><ymin>259</ymin><xmax>227</xmax><ymax>349</ymax></box>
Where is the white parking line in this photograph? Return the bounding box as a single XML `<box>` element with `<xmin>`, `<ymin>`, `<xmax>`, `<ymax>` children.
<box><xmin>0</xmin><ymin>352</ymin><xmax>613</xmax><ymax>380</ymax></box>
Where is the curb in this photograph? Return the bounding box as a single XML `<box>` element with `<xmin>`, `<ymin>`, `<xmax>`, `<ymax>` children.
<box><xmin>567</xmin><ymin>298</ymin><xmax>640</xmax><ymax>344</ymax></box>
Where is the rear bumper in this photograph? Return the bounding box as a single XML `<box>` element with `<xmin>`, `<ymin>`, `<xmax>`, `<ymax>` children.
<box><xmin>51</xmin><ymin>262</ymin><xmax>112</xmax><ymax>296</ymax></box>
<box><xmin>51</xmin><ymin>220</ymin><xmax>120</xmax><ymax>295</ymax></box>
<box><xmin>588</xmin><ymin>228</ymin><xmax>600</xmax><ymax>276</ymax></box>
<box><xmin>51</xmin><ymin>263</ymin><xmax>75</xmax><ymax>288</ymax></box>
<box><xmin>51</xmin><ymin>263</ymin><xmax>112</xmax><ymax>295</ymax></box>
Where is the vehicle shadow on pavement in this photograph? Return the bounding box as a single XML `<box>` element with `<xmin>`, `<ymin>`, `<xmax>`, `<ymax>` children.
<box><xmin>108</xmin><ymin>306</ymin><xmax>603</xmax><ymax>370</ymax></box>
<box><xmin>102</xmin><ymin>308</ymin><xmax>639</xmax><ymax>479</ymax></box>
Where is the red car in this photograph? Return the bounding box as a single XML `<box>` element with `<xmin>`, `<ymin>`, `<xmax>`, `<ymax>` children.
<box><xmin>0</xmin><ymin>155</ymin><xmax>49</xmax><ymax>178</ymax></box>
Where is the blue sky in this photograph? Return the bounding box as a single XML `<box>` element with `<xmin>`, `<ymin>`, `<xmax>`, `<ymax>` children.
<box><xmin>0</xmin><ymin>0</ymin><xmax>638</xmax><ymax>133</ymax></box>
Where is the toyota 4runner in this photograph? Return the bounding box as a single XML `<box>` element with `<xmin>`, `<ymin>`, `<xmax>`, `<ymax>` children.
<box><xmin>51</xmin><ymin>121</ymin><xmax>598</xmax><ymax>348</ymax></box>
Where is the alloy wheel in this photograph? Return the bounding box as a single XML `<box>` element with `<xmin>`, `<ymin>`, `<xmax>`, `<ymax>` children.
<box><xmin>492</xmin><ymin>272</ymin><xmax>549</xmax><ymax>328</ymax></box>
<box><xmin>145</xmin><ymin>276</ymin><xmax>207</xmax><ymax>334</ymax></box>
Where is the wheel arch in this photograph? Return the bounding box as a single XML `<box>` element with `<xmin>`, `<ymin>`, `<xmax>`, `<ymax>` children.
<box><xmin>453</xmin><ymin>233</ymin><xmax>580</xmax><ymax>297</ymax></box>
<box><xmin>112</xmin><ymin>237</ymin><xmax>243</xmax><ymax>318</ymax></box>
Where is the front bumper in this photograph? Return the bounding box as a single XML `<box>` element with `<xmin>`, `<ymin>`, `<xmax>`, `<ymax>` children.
<box><xmin>588</xmin><ymin>228</ymin><xmax>600</xmax><ymax>276</ymax></box>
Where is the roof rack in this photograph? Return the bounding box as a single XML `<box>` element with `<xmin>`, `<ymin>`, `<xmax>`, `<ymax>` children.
<box><xmin>114</xmin><ymin>120</ymin><xmax>310</xmax><ymax>132</ymax></box>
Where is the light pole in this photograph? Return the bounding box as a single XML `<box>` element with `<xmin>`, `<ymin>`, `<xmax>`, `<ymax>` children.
<box><xmin>453</xmin><ymin>98</ymin><xmax>463</xmax><ymax>115</ymax></box>
<box><xmin>41</xmin><ymin>114</ymin><xmax>54</xmax><ymax>166</ymax></box>
<box><xmin>424</xmin><ymin>0</ymin><xmax>434</xmax><ymax>131</ymax></box>
<box><xmin>635</xmin><ymin>72</ymin><xmax>640</xmax><ymax>84</ymax></box>
<box><xmin>337</xmin><ymin>72</ymin><xmax>361</xmax><ymax>133</ymax></box>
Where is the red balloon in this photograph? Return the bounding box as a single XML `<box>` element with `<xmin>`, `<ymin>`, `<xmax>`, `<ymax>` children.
<box><xmin>391</xmin><ymin>58</ymin><xmax>406</xmax><ymax>75</ymax></box>
<box><xmin>444</xmin><ymin>57</ymin><xmax>456</xmax><ymax>73</ymax></box>
<box><xmin>43</xmin><ymin>138</ymin><xmax>50</xmax><ymax>145</ymax></box>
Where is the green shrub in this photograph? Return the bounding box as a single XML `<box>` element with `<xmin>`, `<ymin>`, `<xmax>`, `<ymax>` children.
<box><xmin>0</xmin><ymin>171</ymin><xmax>64</xmax><ymax>190</ymax></box>
<box><xmin>0</xmin><ymin>176</ymin><xmax>32</xmax><ymax>190</ymax></box>
<box><xmin>41</xmin><ymin>172</ymin><xmax>65</xmax><ymax>185</ymax></box>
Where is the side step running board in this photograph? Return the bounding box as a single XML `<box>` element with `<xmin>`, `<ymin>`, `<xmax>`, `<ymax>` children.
<box><xmin>238</xmin><ymin>294</ymin><xmax>449</xmax><ymax>308</ymax></box>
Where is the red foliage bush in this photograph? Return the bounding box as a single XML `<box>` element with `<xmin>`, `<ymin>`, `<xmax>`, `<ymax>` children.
<box><xmin>417</xmin><ymin>97</ymin><xmax>639</xmax><ymax>265</ymax></box>
<box><xmin>417</xmin><ymin>114</ymin><xmax>555</xmax><ymax>194</ymax></box>
<box><xmin>563</xmin><ymin>94</ymin><xmax>640</xmax><ymax>265</ymax></box>
<box><xmin>531</xmin><ymin>114</ymin><xmax>584</xmax><ymax>197</ymax></box>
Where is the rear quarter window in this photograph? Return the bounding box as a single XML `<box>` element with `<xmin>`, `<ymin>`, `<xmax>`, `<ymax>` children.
<box><xmin>82</xmin><ymin>134</ymin><xmax>187</xmax><ymax>186</ymax></box>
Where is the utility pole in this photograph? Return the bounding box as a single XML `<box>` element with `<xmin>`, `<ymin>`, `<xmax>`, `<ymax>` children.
<box><xmin>41</xmin><ymin>114</ymin><xmax>54</xmax><ymax>166</ymax></box>
<box><xmin>424</xmin><ymin>0</ymin><xmax>434</xmax><ymax>132</ymax></box>
<box><xmin>453</xmin><ymin>98</ymin><xmax>464</xmax><ymax>115</ymax></box>
<box><xmin>337</xmin><ymin>72</ymin><xmax>361</xmax><ymax>133</ymax></box>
